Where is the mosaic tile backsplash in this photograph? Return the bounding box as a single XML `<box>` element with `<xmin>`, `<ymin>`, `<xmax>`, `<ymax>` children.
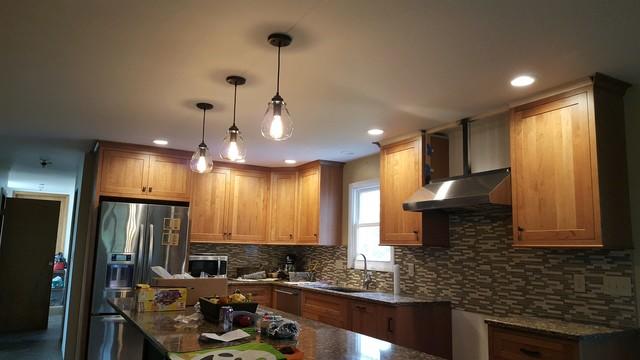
<box><xmin>191</xmin><ymin>208</ymin><xmax>637</xmax><ymax>328</ymax></box>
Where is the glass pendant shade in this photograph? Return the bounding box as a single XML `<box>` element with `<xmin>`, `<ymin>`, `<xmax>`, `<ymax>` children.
<box><xmin>261</xmin><ymin>97</ymin><xmax>293</xmax><ymax>141</ymax></box>
<box><xmin>190</xmin><ymin>143</ymin><xmax>214</xmax><ymax>173</ymax></box>
<box><xmin>220</xmin><ymin>127</ymin><xmax>246</xmax><ymax>162</ymax></box>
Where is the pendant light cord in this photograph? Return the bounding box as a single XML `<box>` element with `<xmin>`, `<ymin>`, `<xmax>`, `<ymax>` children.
<box><xmin>276</xmin><ymin>45</ymin><xmax>281</xmax><ymax>95</ymax></box>
<box><xmin>201</xmin><ymin>109</ymin><xmax>206</xmax><ymax>143</ymax></box>
<box><xmin>233</xmin><ymin>84</ymin><xmax>237</xmax><ymax>126</ymax></box>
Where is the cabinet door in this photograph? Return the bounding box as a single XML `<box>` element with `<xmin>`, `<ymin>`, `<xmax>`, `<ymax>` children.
<box><xmin>228</xmin><ymin>285</ymin><xmax>272</xmax><ymax>307</ymax></box>
<box><xmin>100</xmin><ymin>149</ymin><xmax>149</xmax><ymax>196</ymax></box>
<box><xmin>227</xmin><ymin>169</ymin><xmax>268</xmax><ymax>243</ymax></box>
<box><xmin>511</xmin><ymin>92</ymin><xmax>598</xmax><ymax>246</ymax></box>
<box><xmin>301</xmin><ymin>291</ymin><xmax>349</xmax><ymax>329</ymax></box>
<box><xmin>297</xmin><ymin>167</ymin><xmax>320</xmax><ymax>243</ymax></box>
<box><xmin>189</xmin><ymin>168</ymin><xmax>230</xmax><ymax>243</ymax></box>
<box><xmin>380</xmin><ymin>137</ymin><xmax>423</xmax><ymax>245</ymax></box>
<box><xmin>147</xmin><ymin>155</ymin><xmax>192</xmax><ymax>201</ymax></box>
<box><xmin>350</xmin><ymin>302</ymin><xmax>380</xmax><ymax>339</ymax></box>
<box><xmin>268</xmin><ymin>172</ymin><xmax>298</xmax><ymax>243</ymax></box>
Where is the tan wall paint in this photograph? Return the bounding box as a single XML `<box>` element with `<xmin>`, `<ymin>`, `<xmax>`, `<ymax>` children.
<box><xmin>624</xmin><ymin>87</ymin><xmax>640</xmax><ymax>326</ymax></box>
<box><xmin>340</xmin><ymin>153</ymin><xmax>380</xmax><ymax>245</ymax></box>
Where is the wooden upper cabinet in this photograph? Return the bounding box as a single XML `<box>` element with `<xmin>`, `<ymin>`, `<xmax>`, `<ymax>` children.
<box><xmin>297</xmin><ymin>167</ymin><xmax>321</xmax><ymax>244</ymax></box>
<box><xmin>227</xmin><ymin>169</ymin><xmax>269</xmax><ymax>242</ymax></box>
<box><xmin>190</xmin><ymin>168</ymin><xmax>230</xmax><ymax>243</ymax></box>
<box><xmin>380</xmin><ymin>134</ymin><xmax>449</xmax><ymax>247</ymax></box>
<box><xmin>510</xmin><ymin>74</ymin><xmax>632</xmax><ymax>248</ymax></box>
<box><xmin>296</xmin><ymin>162</ymin><xmax>343</xmax><ymax>246</ymax></box>
<box><xmin>98</xmin><ymin>144</ymin><xmax>191</xmax><ymax>202</ymax></box>
<box><xmin>380</xmin><ymin>135</ymin><xmax>424</xmax><ymax>245</ymax></box>
<box><xmin>147</xmin><ymin>155</ymin><xmax>191</xmax><ymax>201</ymax></box>
<box><xmin>100</xmin><ymin>149</ymin><xmax>149</xmax><ymax>196</ymax></box>
<box><xmin>268</xmin><ymin>171</ymin><xmax>298</xmax><ymax>243</ymax></box>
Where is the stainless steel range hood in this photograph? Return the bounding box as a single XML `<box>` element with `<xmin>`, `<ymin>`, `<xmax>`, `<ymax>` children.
<box><xmin>403</xmin><ymin>118</ymin><xmax>511</xmax><ymax>212</ymax></box>
<box><xmin>402</xmin><ymin>168</ymin><xmax>511</xmax><ymax>211</ymax></box>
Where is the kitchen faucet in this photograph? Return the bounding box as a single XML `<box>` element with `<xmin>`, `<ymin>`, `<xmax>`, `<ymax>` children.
<box><xmin>356</xmin><ymin>253</ymin><xmax>373</xmax><ymax>289</ymax></box>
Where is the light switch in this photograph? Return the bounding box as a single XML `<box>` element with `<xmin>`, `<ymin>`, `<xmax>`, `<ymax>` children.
<box><xmin>573</xmin><ymin>274</ymin><xmax>585</xmax><ymax>293</ymax></box>
<box><xmin>407</xmin><ymin>263</ymin><xmax>415</xmax><ymax>277</ymax></box>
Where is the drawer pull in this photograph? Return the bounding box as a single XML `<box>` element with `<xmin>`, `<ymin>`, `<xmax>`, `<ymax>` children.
<box><xmin>355</xmin><ymin>305</ymin><xmax>366</xmax><ymax>311</ymax></box>
<box><xmin>519</xmin><ymin>348</ymin><xmax>541</xmax><ymax>358</ymax></box>
<box><xmin>275</xmin><ymin>289</ymin><xmax>297</xmax><ymax>296</ymax></box>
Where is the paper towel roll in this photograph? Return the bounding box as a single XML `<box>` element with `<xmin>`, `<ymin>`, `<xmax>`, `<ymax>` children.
<box><xmin>393</xmin><ymin>264</ymin><xmax>400</xmax><ymax>295</ymax></box>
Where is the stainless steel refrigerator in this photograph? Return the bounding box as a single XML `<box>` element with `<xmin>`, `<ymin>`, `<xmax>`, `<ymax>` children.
<box><xmin>88</xmin><ymin>201</ymin><xmax>189</xmax><ymax>359</ymax></box>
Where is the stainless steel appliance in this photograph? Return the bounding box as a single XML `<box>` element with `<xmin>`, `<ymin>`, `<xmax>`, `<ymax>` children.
<box><xmin>188</xmin><ymin>254</ymin><xmax>228</xmax><ymax>278</ymax></box>
<box><xmin>88</xmin><ymin>201</ymin><xmax>189</xmax><ymax>359</ymax></box>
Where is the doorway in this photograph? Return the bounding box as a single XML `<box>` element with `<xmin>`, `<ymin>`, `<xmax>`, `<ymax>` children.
<box><xmin>0</xmin><ymin>197</ymin><xmax>64</xmax><ymax>359</ymax></box>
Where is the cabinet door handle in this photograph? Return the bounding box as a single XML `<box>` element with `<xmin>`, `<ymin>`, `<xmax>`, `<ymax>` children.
<box><xmin>518</xmin><ymin>226</ymin><xmax>525</xmax><ymax>232</ymax></box>
<box><xmin>228</xmin><ymin>232</ymin><xmax>232</xmax><ymax>238</ymax></box>
<box><xmin>313</xmin><ymin>234</ymin><xmax>318</xmax><ymax>238</ymax></box>
<box><xmin>275</xmin><ymin>289</ymin><xmax>297</xmax><ymax>296</ymax></box>
<box><xmin>355</xmin><ymin>305</ymin><xmax>365</xmax><ymax>311</ymax></box>
<box><xmin>148</xmin><ymin>187</ymin><xmax>153</xmax><ymax>193</ymax></box>
<box><xmin>289</xmin><ymin>234</ymin><xmax>293</xmax><ymax>240</ymax></box>
<box><xmin>142</xmin><ymin>186</ymin><xmax>147</xmax><ymax>192</ymax></box>
<box><xmin>387</xmin><ymin>318</ymin><xmax>393</xmax><ymax>333</ymax></box>
<box><xmin>519</xmin><ymin>348</ymin><xmax>541</xmax><ymax>358</ymax></box>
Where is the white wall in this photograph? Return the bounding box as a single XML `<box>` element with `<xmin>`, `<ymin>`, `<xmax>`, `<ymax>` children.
<box><xmin>7</xmin><ymin>166</ymin><xmax>77</xmax><ymax>257</ymax></box>
<box><xmin>623</xmin><ymin>87</ymin><xmax>640</xmax><ymax>326</ymax></box>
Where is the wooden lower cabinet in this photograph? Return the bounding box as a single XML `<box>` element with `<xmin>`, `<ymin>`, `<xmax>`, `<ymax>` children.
<box><xmin>488</xmin><ymin>325</ymin><xmax>638</xmax><ymax>360</ymax></box>
<box><xmin>300</xmin><ymin>290</ymin><xmax>452</xmax><ymax>359</ymax></box>
<box><xmin>228</xmin><ymin>285</ymin><xmax>272</xmax><ymax>307</ymax></box>
<box><xmin>300</xmin><ymin>291</ymin><xmax>350</xmax><ymax>329</ymax></box>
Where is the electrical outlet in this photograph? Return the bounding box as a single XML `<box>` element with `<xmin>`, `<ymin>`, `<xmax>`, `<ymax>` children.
<box><xmin>573</xmin><ymin>274</ymin><xmax>586</xmax><ymax>293</ymax></box>
<box><xmin>603</xmin><ymin>276</ymin><xmax>632</xmax><ymax>297</ymax></box>
<box><xmin>407</xmin><ymin>263</ymin><xmax>415</xmax><ymax>277</ymax></box>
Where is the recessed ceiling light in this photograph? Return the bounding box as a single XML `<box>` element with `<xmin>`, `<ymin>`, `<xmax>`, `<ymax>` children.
<box><xmin>153</xmin><ymin>139</ymin><xmax>168</xmax><ymax>145</ymax></box>
<box><xmin>367</xmin><ymin>129</ymin><xmax>384</xmax><ymax>136</ymax></box>
<box><xmin>284</xmin><ymin>159</ymin><xmax>297</xmax><ymax>164</ymax></box>
<box><xmin>510</xmin><ymin>75</ymin><xmax>535</xmax><ymax>87</ymax></box>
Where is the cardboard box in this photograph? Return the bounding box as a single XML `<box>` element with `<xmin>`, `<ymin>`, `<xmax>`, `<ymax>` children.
<box><xmin>136</xmin><ymin>287</ymin><xmax>187</xmax><ymax>312</ymax></box>
<box><xmin>152</xmin><ymin>278</ymin><xmax>228</xmax><ymax>306</ymax></box>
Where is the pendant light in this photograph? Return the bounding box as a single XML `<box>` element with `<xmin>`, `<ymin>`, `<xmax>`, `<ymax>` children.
<box><xmin>189</xmin><ymin>102</ymin><xmax>214</xmax><ymax>173</ymax></box>
<box><xmin>220</xmin><ymin>75</ymin><xmax>247</xmax><ymax>162</ymax></box>
<box><xmin>261</xmin><ymin>33</ymin><xmax>294</xmax><ymax>141</ymax></box>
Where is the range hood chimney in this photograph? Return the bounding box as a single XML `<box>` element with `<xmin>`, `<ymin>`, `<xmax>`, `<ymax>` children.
<box><xmin>403</xmin><ymin>119</ymin><xmax>511</xmax><ymax>212</ymax></box>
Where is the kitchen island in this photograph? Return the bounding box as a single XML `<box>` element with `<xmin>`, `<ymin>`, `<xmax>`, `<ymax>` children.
<box><xmin>108</xmin><ymin>298</ymin><xmax>445</xmax><ymax>360</ymax></box>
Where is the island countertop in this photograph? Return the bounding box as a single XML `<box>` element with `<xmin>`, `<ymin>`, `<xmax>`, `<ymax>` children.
<box><xmin>109</xmin><ymin>298</ymin><xmax>445</xmax><ymax>360</ymax></box>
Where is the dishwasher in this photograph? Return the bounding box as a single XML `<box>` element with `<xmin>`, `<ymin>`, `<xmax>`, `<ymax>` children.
<box><xmin>273</xmin><ymin>287</ymin><xmax>301</xmax><ymax>315</ymax></box>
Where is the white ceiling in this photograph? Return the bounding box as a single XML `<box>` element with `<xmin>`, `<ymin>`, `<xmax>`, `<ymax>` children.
<box><xmin>2</xmin><ymin>0</ymin><xmax>640</xmax><ymax>166</ymax></box>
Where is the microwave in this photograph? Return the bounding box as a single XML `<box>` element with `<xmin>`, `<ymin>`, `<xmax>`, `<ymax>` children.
<box><xmin>188</xmin><ymin>254</ymin><xmax>228</xmax><ymax>278</ymax></box>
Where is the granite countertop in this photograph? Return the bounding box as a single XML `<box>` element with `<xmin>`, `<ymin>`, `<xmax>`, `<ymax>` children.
<box><xmin>485</xmin><ymin>315</ymin><xmax>638</xmax><ymax>340</ymax></box>
<box><xmin>228</xmin><ymin>279</ymin><xmax>449</xmax><ymax>306</ymax></box>
<box><xmin>109</xmin><ymin>298</ymin><xmax>445</xmax><ymax>360</ymax></box>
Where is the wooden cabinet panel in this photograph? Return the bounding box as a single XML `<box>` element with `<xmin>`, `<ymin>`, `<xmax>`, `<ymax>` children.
<box><xmin>228</xmin><ymin>285</ymin><xmax>271</xmax><ymax>307</ymax></box>
<box><xmin>100</xmin><ymin>149</ymin><xmax>149</xmax><ymax>196</ymax></box>
<box><xmin>380</xmin><ymin>136</ymin><xmax>424</xmax><ymax>245</ymax></box>
<box><xmin>489</xmin><ymin>326</ymin><xmax>579</xmax><ymax>360</ymax></box>
<box><xmin>147</xmin><ymin>155</ymin><xmax>192</xmax><ymax>201</ymax></box>
<box><xmin>227</xmin><ymin>169</ymin><xmax>269</xmax><ymax>243</ymax></box>
<box><xmin>297</xmin><ymin>168</ymin><xmax>320</xmax><ymax>244</ymax></box>
<box><xmin>268</xmin><ymin>171</ymin><xmax>298</xmax><ymax>243</ymax></box>
<box><xmin>350</xmin><ymin>301</ymin><xmax>380</xmax><ymax>339</ymax></box>
<box><xmin>190</xmin><ymin>168</ymin><xmax>230</xmax><ymax>242</ymax></box>
<box><xmin>301</xmin><ymin>291</ymin><xmax>349</xmax><ymax>329</ymax></box>
<box><xmin>511</xmin><ymin>93</ymin><xmax>597</xmax><ymax>246</ymax></box>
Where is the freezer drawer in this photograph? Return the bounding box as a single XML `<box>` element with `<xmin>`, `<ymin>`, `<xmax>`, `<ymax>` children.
<box><xmin>88</xmin><ymin>315</ymin><xmax>143</xmax><ymax>360</ymax></box>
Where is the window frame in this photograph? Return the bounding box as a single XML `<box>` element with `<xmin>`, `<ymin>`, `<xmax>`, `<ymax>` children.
<box><xmin>347</xmin><ymin>178</ymin><xmax>394</xmax><ymax>272</ymax></box>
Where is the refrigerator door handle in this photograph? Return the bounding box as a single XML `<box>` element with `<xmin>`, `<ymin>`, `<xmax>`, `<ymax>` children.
<box><xmin>134</xmin><ymin>225</ymin><xmax>145</xmax><ymax>285</ymax></box>
<box><xmin>145</xmin><ymin>223</ymin><xmax>154</xmax><ymax>282</ymax></box>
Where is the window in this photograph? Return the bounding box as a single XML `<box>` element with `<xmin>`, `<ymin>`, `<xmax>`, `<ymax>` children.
<box><xmin>348</xmin><ymin>179</ymin><xmax>393</xmax><ymax>272</ymax></box>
